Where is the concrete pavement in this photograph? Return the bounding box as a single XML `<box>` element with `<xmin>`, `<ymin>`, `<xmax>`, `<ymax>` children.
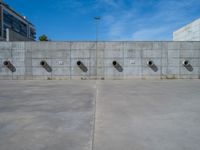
<box><xmin>0</xmin><ymin>81</ymin><xmax>96</xmax><ymax>150</ymax></box>
<box><xmin>0</xmin><ymin>80</ymin><xmax>200</xmax><ymax>150</ymax></box>
<box><xmin>94</xmin><ymin>80</ymin><xmax>200</xmax><ymax>150</ymax></box>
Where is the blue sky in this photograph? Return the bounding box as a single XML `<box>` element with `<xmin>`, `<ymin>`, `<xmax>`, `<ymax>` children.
<box><xmin>4</xmin><ymin>0</ymin><xmax>200</xmax><ymax>41</ymax></box>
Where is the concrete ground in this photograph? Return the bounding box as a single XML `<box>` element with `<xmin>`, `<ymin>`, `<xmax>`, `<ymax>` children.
<box><xmin>0</xmin><ymin>80</ymin><xmax>200</xmax><ymax>150</ymax></box>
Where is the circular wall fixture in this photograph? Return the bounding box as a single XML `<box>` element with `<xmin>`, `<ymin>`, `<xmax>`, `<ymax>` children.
<box><xmin>40</xmin><ymin>60</ymin><xmax>47</xmax><ymax>66</ymax></box>
<box><xmin>77</xmin><ymin>61</ymin><xmax>82</xmax><ymax>66</ymax></box>
<box><xmin>183</xmin><ymin>60</ymin><xmax>190</xmax><ymax>66</ymax></box>
<box><xmin>3</xmin><ymin>60</ymin><xmax>10</xmax><ymax>66</ymax></box>
<box><xmin>147</xmin><ymin>60</ymin><xmax>154</xmax><ymax>67</ymax></box>
<box><xmin>113</xmin><ymin>61</ymin><xmax>117</xmax><ymax>66</ymax></box>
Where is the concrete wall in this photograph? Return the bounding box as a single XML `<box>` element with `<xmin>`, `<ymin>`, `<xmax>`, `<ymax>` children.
<box><xmin>173</xmin><ymin>18</ymin><xmax>200</xmax><ymax>41</ymax></box>
<box><xmin>0</xmin><ymin>41</ymin><xmax>200</xmax><ymax>80</ymax></box>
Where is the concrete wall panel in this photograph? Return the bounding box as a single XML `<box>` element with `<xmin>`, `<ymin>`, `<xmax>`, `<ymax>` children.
<box><xmin>0</xmin><ymin>43</ymin><xmax>14</xmax><ymax>79</ymax></box>
<box><xmin>0</xmin><ymin>41</ymin><xmax>200</xmax><ymax>80</ymax></box>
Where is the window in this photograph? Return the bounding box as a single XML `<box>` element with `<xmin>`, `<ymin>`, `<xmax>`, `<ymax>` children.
<box><xmin>3</xmin><ymin>10</ymin><xmax>28</xmax><ymax>37</ymax></box>
<box><xmin>29</xmin><ymin>27</ymin><xmax>36</xmax><ymax>39</ymax></box>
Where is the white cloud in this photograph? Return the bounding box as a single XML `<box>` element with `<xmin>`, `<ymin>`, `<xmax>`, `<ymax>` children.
<box><xmin>132</xmin><ymin>27</ymin><xmax>170</xmax><ymax>40</ymax></box>
<box><xmin>98</xmin><ymin>0</ymin><xmax>200</xmax><ymax>40</ymax></box>
<box><xmin>48</xmin><ymin>0</ymin><xmax>200</xmax><ymax>40</ymax></box>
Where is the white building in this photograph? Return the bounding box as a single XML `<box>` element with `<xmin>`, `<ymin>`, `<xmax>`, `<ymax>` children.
<box><xmin>173</xmin><ymin>18</ymin><xmax>200</xmax><ymax>41</ymax></box>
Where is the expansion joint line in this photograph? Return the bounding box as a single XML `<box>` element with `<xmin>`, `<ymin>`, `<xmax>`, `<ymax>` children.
<box><xmin>92</xmin><ymin>81</ymin><xmax>98</xmax><ymax>150</ymax></box>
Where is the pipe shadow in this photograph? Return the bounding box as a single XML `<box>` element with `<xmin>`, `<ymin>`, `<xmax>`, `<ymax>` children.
<box><xmin>3</xmin><ymin>61</ymin><xmax>16</xmax><ymax>72</ymax></box>
<box><xmin>113</xmin><ymin>61</ymin><xmax>123</xmax><ymax>72</ymax></box>
<box><xmin>182</xmin><ymin>60</ymin><xmax>193</xmax><ymax>72</ymax></box>
<box><xmin>150</xmin><ymin>64</ymin><xmax>158</xmax><ymax>72</ymax></box>
<box><xmin>40</xmin><ymin>61</ymin><xmax>52</xmax><ymax>73</ymax></box>
<box><xmin>77</xmin><ymin>61</ymin><xmax>88</xmax><ymax>72</ymax></box>
<box><xmin>184</xmin><ymin>64</ymin><xmax>193</xmax><ymax>72</ymax></box>
<box><xmin>147</xmin><ymin>61</ymin><xmax>158</xmax><ymax>72</ymax></box>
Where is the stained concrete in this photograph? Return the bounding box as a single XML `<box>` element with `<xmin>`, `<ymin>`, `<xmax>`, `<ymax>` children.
<box><xmin>0</xmin><ymin>80</ymin><xmax>200</xmax><ymax>150</ymax></box>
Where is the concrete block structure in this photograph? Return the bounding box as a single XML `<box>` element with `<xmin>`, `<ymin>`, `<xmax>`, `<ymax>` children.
<box><xmin>0</xmin><ymin>41</ymin><xmax>200</xmax><ymax>80</ymax></box>
<box><xmin>173</xmin><ymin>18</ymin><xmax>200</xmax><ymax>41</ymax></box>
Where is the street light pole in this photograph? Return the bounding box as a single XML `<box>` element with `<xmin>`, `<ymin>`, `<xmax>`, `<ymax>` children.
<box><xmin>94</xmin><ymin>16</ymin><xmax>101</xmax><ymax>79</ymax></box>
<box><xmin>94</xmin><ymin>16</ymin><xmax>101</xmax><ymax>42</ymax></box>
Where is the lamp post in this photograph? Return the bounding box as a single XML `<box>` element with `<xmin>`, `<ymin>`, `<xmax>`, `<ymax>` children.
<box><xmin>94</xmin><ymin>16</ymin><xmax>101</xmax><ymax>79</ymax></box>
<box><xmin>94</xmin><ymin>16</ymin><xmax>101</xmax><ymax>42</ymax></box>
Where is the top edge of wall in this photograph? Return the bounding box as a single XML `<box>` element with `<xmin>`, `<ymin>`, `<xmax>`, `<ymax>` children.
<box><xmin>0</xmin><ymin>41</ymin><xmax>200</xmax><ymax>43</ymax></box>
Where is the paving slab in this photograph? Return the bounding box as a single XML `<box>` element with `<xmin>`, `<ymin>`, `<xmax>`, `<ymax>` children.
<box><xmin>94</xmin><ymin>80</ymin><xmax>200</xmax><ymax>150</ymax></box>
<box><xmin>0</xmin><ymin>80</ymin><xmax>96</xmax><ymax>150</ymax></box>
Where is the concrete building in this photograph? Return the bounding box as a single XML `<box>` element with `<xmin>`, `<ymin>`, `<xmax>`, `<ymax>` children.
<box><xmin>173</xmin><ymin>18</ymin><xmax>200</xmax><ymax>41</ymax></box>
<box><xmin>0</xmin><ymin>0</ymin><xmax>36</xmax><ymax>41</ymax></box>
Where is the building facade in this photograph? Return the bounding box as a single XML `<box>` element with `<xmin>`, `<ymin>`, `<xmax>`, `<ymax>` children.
<box><xmin>0</xmin><ymin>0</ymin><xmax>36</xmax><ymax>41</ymax></box>
<box><xmin>173</xmin><ymin>18</ymin><xmax>200</xmax><ymax>41</ymax></box>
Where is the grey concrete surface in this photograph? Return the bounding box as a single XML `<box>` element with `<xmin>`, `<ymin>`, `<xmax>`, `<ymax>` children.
<box><xmin>0</xmin><ymin>80</ymin><xmax>200</xmax><ymax>150</ymax></box>
<box><xmin>94</xmin><ymin>80</ymin><xmax>200</xmax><ymax>150</ymax></box>
<box><xmin>0</xmin><ymin>80</ymin><xmax>96</xmax><ymax>150</ymax></box>
<box><xmin>0</xmin><ymin>41</ymin><xmax>200</xmax><ymax>80</ymax></box>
